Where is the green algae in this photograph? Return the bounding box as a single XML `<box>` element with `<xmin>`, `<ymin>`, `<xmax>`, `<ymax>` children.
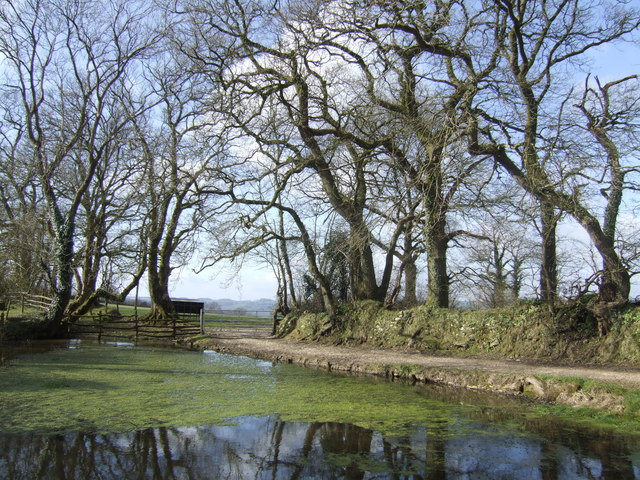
<box><xmin>3</xmin><ymin>340</ymin><xmax>639</xmax><ymax>451</ymax></box>
<box><xmin>0</xmin><ymin>341</ymin><xmax>499</xmax><ymax>436</ymax></box>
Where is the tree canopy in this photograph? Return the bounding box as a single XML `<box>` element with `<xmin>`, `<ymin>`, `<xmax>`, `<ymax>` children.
<box><xmin>0</xmin><ymin>0</ymin><xmax>639</xmax><ymax>330</ymax></box>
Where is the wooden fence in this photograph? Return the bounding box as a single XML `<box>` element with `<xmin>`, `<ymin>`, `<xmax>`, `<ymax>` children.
<box><xmin>18</xmin><ymin>293</ymin><xmax>52</xmax><ymax>312</ymax></box>
<box><xmin>0</xmin><ymin>293</ymin><xmax>51</xmax><ymax>323</ymax></box>
<box><xmin>0</xmin><ymin>293</ymin><xmax>277</xmax><ymax>339</ymax></box>
<box><xmin>67</xmin><ymin>314</ymin><xmax>203</xmax><ymax>342</ymax></box>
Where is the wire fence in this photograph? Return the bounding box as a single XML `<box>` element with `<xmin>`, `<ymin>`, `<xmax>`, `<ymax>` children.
<box><xmin>202</xmin><ymin>312</ymin><xmax>274</xmax><ymax>331</ymax></box>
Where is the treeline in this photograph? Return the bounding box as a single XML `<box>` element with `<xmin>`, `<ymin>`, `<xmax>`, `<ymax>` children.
<box><xmin>0</xmin><ymin>0</ymin><xmax>639</xmax><ymax>333</ymax></box>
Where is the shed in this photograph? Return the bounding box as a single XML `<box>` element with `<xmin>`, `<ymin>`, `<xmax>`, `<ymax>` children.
<box><xmin>171</xmin><ymin>300</ymin><xmax>204</xmax><ymax>315</ymax></box>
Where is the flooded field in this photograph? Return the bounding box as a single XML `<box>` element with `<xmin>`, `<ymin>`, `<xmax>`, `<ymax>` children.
<box><xmin>0</xmin><ymin>340</ymin><xmax>638</xmax><ymax>478</ymax></box>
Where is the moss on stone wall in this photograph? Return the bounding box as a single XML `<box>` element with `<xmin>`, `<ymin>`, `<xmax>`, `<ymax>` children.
<box><xmin>278</xmin><ymin>311</ymin><xmax>332</xmax><ymax>339</ymax></box>
<box><xmin>282</xmin><ymin>302</ymin><xmax>640</xmax><ymax>366</ymax></box>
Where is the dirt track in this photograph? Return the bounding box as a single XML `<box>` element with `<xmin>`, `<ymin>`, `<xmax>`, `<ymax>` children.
<box><xmin>200</xmin><ymin>327</ymin><xmax>640</xmax><ymax>389</ymax></box>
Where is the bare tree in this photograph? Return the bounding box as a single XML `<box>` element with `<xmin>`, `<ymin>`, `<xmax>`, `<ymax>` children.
<box><xmin>455</xmin><ymin>215</ymin><xmax>538</xmax><ymax>308</ymax></box>
<box><xmin>67</xmin><ymin>115</ymin><xmax>149</xmax><ymax>315</ymax></box>
<box><xmin>572</xmin><ymin>75</ymin><xmax>640</xmax><ymax>300</ymax></box>
<box><xmin>466</xmin><ymin>0</ymin><xmax>640</xmax><ymax>320</ymax></box>
<box><xmin>315</xmin><ymin>0</ymin><xmax>505</xmax><ymax>307</ymax></box>
<box><xmin>0</xmin><ymin>0</ymin><xmax>159</xmax><ymax>330</ymax></box>
<box><xmin>180</xmin><ymin>0</ymin><xmax>496</xmax><ymax>308</ymax></box>
<box><xmin>0</xmin><ymin>102</ymin><xmax>50</xmax><ymax>295</ymax></box>
<box><xmin>131</xmin><ymin>47</ymin><xmax>224</xmax><ymax>320</ymax></box>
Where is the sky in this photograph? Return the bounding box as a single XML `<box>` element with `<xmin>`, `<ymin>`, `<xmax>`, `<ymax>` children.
<box><xmin>157</xmin><ymin>261</ymin><xmax>279</xmax><ymax>301</ymax></box>
<box><xmin>175</xmin><ymin>265</ymin><xmax>278</xmax><ymax>300</ymax></box>
<box><xmin>587</xmin><ymin>41</ymin><xmax>640</xmax><ymax>80</ymax></box>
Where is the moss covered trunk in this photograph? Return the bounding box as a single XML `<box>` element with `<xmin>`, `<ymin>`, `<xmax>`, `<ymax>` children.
<box><xmin>425</xmin><ymin>204</ymin><xmax>449</xmax><ymax>308</ymax></box>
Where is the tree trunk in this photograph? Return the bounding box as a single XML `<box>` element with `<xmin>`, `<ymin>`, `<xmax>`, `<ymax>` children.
<box><xmin>414</xmin><ymin>144</ymin><xmax>450</xmax><ymax>308</ymax></box>
<box><xmin>539</xmin><ymin>203</ymin><xmax>558</xmax><ymax>307</ymax></box>
<box><xmin>401</xmin><ymin>225</ymin><xmax>419</xmax><ymax>305</ymax></box>
<box><xmin>348</xmin><ymin>223</ymin><xmax>382</xmax><ymax>301</ymax></box>
<box><xmin>45</xmin><ymin>223</ymin><xmax>74</xmax><ymax>334</ymax></box>
<box><xmin>297</xmin><ymin>110</ymin><xmax>387</xmax><ymax>303</ymax></box>
<box><xmin>284</xmin><ymin>205</ymin><xmax>337</xmax><ymax>319</ymax></box>
<box><xmin>67</xmin><ymin>216</ymin><xmax>102</xmax><ymax>315</ymax></box>
<box><xmin>557</xmin><ymin>202</ymin><xmax>630</xmax><ymax>305</ymax></box>
<box><xmin>587</xmin><ymin>89</ymin><xmax>628</xmax><ymax>306</ymax></box>
<box><xmin>492</xmin><ymin>244</ymin><xmax>509</xmax><ymax>307</ymax></box>
<box><xmin>278</xmin><ymin>211</ymin><xmax>298</xmax><ymax>308</ymax></box>
<box><xmin>426</xmin><ymin>238</ymin><xmax>449</xmax><ymax>308</ymax></box>
<box><xmin>404</xmin><ymin>259</ymin><xmax>418</xmax><ymax>306</ymax></box>
<box><xmin>147</xmin><ymin>231</ymin><xmax>176</xmax><ymax>320</ymax></box>
<box><xmin>148</xmin><ymin>268</ymin><xmax>175</xmax><ymax>320</ymax></box>
<box><xmin>425</xmin><ymin>209</ymin><xmax>449</xmax><ymax>308</ymax></box>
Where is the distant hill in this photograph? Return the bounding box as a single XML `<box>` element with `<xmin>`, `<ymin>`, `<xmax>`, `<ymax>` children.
<box><xmin>124</xmin><ymin>296</ymin><xmax>276</xmax><ymax>314</ymax></box>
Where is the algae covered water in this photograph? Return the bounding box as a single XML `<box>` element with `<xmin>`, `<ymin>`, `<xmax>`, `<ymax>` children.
<box><xmin>1</xmin><ymin>341</ymin><xmax>639</xmax><ymax>478</ymax></box>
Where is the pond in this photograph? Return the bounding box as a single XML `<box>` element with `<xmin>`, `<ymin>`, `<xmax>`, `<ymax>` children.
<box><xmin>0</xmin><ymin>340</ymin><xmax>639</xmax><ymax>479</ymax></box>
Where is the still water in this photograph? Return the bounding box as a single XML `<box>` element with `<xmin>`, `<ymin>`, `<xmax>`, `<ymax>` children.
<box><xmin>0</xmin><ymin>340</ymin><xmax>639</xmax><ymax>479</ymax></box>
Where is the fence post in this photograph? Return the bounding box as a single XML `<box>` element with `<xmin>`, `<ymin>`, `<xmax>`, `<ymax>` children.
<box><xmin>134</xmin><ymin>283</ymin><xmax>139</xmax><ymax>320</ymax></box>
<box><xmin>21</xmin><ymin>294</ymin><xmax>25</xmax><ymax>314</ymax></box>
<box><xmin>200</xmin><ymin>309</ymin><xmax>204</xmax><ymax>334</ymax></box>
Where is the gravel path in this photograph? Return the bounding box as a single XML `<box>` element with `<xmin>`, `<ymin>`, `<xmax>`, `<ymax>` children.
<box><xmin>203</xmin><ymin>327</ymin><xmax>640</xmax><ymax>388</ymax></box>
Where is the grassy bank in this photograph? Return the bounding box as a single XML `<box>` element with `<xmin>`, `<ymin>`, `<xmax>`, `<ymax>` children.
<box><xmin>272</xmin><ymin>301</ymin><xmax>640</xmax><ymax>428</ymax></box>
<box><xmin>279</xmin><ymin>300</ymin><xmax>640</xmax><ymax>366</ymax></box>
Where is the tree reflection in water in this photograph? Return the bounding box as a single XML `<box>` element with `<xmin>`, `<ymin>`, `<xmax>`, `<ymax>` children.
<box><xmin>1</xmin><ymin>415</ymin><xmax>639</xmax><ymax>479</ymax></box>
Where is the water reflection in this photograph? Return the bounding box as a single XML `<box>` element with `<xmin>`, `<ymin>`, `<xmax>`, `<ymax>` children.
<box><xmin>1</xmin><ymin>416</ymin><xmax>639</xmax><ymax>479</ymax></box>
<box><xmin>2</xmin><ymin>341</ymin><xmax>640</xmax><ymax>478</ymax></box>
